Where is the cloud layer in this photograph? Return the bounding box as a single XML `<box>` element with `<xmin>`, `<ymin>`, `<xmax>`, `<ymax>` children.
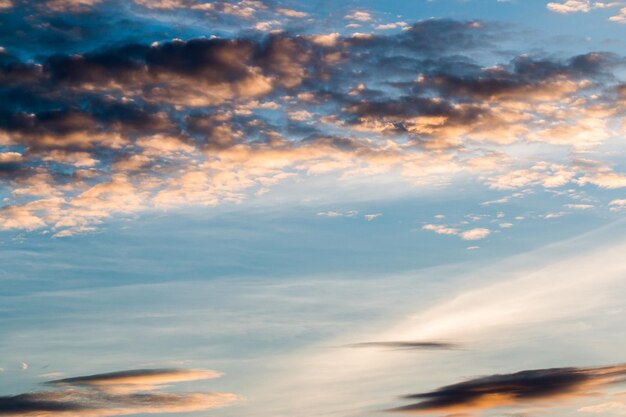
<box><xmin>0</xmin><ymin>6</ymin><xmax>624</xmax><ymax>237</ymax></box>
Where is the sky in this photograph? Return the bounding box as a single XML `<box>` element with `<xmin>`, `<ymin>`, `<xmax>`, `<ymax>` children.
<box><xmin>0</xmin><ymin>0</ymin><xmax>625</xmax><ymax>416</ymax></box>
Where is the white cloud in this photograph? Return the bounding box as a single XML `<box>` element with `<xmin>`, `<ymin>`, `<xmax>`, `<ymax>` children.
<box><xmin>461</xmin><ymin>228</ymin><xmax>491</xmax><ymax>240</ymax></box>
<box><xmin>344</xmin><ymin>10</ymin><xmax>372</xmax><ymax>21</ymax></box>
<box><xmin>565</xmin><ymin>204</ymin><xmax>594</xmax><ymax>209</ymax></box>
<box><xmin>422</xmin><ymin>223</ymin><xmax>459</xmax><ymax>235</ymax></box>
<box><xmin>547</xmin><ymin>0</ymin><xmax>593</xmax><ymax>13</ymax></box>
<box><xmin>547</xmin><ymin>0</ymin><xmax>626</xmax><ymax>22</ymax></box>
<box><xmin>317</xmin><ymin>210</ymin><xmax>358</xmax><ymax>218</ymax></box>
<box><xmin>609</xmin><ymin>6</ymin><xmax>626</xmax><ymax>22</ymax></box>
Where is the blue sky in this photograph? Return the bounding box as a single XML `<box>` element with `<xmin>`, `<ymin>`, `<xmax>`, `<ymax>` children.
<box><xmin>1</xmin><ymin>1</ymin><xmax>626</xmax><ymax>416</ymax></box>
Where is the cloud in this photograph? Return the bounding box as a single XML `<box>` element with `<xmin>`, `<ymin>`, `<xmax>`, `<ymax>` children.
<box><xmin>547</xmin><ymin>0</ymin><xmax>595</xmax><ymax>13</ymax></box>
<box><xmin>390</xmin><ymin>364</ymin><xmax>626</xmax><ymax>413</ymax></box>
<box><xmin>422</xmin><ymin>224</ymin><xmax>459</xmax><ymax>235</ymax></box>
<box><xmin>48</xmin><ymin>368</ymin><xmax>222</xmax><ymax>391</ymax></box>
<box><xmin>609</xmin><ymin>7</ymin><xmax>626</xmax><ymax>22</ymax></box>
<box><xmin>460</xmin><ymin>228</ymin><xmax>490</xmax><ymax>240</ymax></box>
<box><xmin>317</xmin><ymin>210</ymin><xmax>358</xmax><ymax>218</ymax></box>
<box><xmin>345</xmin><ymin>10</ymin><xmax>372</xmax><ymax>22</ymax></box>
<box><xmin>345</xmin><ymin>341</ymin><xmax>460</xmax><ymax>350</ymax></box>
<box><xmin>609</xmin><ymin>199</ymin><xmax>626</xmax><ymax>210</ymax></box>
<box><xmin>276</xmin><ymin>7</ymin><xmax>307</xmax><ymax>18</ymax></box>
<box><xmin>0</xmin><ymin>18</ymin><xmax>624</xmax><ymax>236</ymax></box>
<box><xmin>422</xmin><ymin>224</ymin><xmax>490</xmax><ymax>240</ymax></box>
<box><xmin>0</xmin><ymin>368</ymin><xmax>238</xmax><ymax>416</ymax></box>
<box><xmin>547</xmin><ymin>0</ymin><xmax>626</xmax><ymax>23</ymax></box>
<box><xmin>44</xmin><ymin>0</ymin><xmax>102</xmax><ymax>12</ymax></box>
<box><xmin>580</xmin><ymin>399</ymin><xmax>626</xmax><ymax>414</ymax></box>
<box><xmin>375</xmin><ymin>22</ymin><xmax>408</xmax><ymax>30</ymax></box>
<box><xmin>364</xmin><ymin>213</ymin><xmax>382</xmax><ymax>221</ymax></box>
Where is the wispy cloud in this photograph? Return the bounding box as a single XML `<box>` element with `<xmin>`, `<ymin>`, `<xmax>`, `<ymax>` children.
<box><xmin>345</xmin><ymin>341</ymin><xmax>460</xmax><ymax>350</ymax></box>
<box><xmin>0</xmin><ymin>368</ymin><xmax>238</xmax><ymax>416</ymax></box>
<box><xmin>391</xmin><ymin>364</ymin><xmax>626</xmax><ymax>413</ymax></box>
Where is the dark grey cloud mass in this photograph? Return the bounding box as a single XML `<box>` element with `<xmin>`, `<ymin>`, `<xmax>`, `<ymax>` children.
<box><xmin>390</xmin><ymin>364</ymin><xmax>626</xmax><ymax>414</ymax></box>
<box><xmin>0</xmin><ymin>9</ymin><xmax>623</xmax><ymax>235</ymax></box>
<box><xmin>0</xmin><ymin>368</ymin><xmax>236</xmax><ymax>416</ymax></box>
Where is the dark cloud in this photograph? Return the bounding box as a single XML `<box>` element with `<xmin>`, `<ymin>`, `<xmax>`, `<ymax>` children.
<box><xmin>0</xmin><ymin>368</ymin><xmax>237</xmax><ymax>416</ymax></box>
<box><xmin>47</xmin><ymin>368</ymin><xmax>216</xmax><ymax>387</ymax></box>
<box><xmin>0</xmin><ymin>392</ymin><xmax>83</xmax><ymax>414</ymax></box>
<box><xmin>390</xmin><ymin>364</ymin><xmax>626</xmax><ymax>413</ymax></box>
<box><xmin>0</xmin><ymin>16</ymin><xmax>623</xmax><ymax>235</ymax></box>
<box><xmin>345</xmin><ymin>341</ymin><xmax>460</xmax><ymax>350</ymax></box>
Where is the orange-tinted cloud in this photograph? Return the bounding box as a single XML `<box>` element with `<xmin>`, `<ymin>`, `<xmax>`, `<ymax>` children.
<box><xmin>0</xmin><ymin>368</ymin><xmax>238</xmax><ymax>416</ymax></box>
<box><xmin>390</xmin><ymin>364</ymin><xmax>626</xmax><ymax>414</ymax></box>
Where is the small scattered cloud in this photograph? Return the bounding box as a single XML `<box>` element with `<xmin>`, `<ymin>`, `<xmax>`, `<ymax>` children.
<box><xmin>547</xmin><ymin>0</ymin><xmax>626</xmax><ymax>23</ymax></box>
<box><xmin>609</xmin><ymin>7</ymin><xmax>626</xmax><ymax>22</ymax></box>
<box><xmin>364</xmin><ymin>213</ymin><xmax>382</xmax><ymax>221</ymax></box>
<box><xmin>276</xmin><ymin>7</ymin><xmax>308</xmax><ymax>18</ymax></box>
<box><xmin>344</xmin><ymin>10</ymin><xmax>372</xmax><ymax>21</ymax></box>
<box><xmin>422</xmin><ymin>224</ymin><xmax>459</xmax><ymax>236</ymax></box>
<box><xmin>423</xmin><ymin>224</ymin><xmax>491</xmax><ymax>241</ymax></box>
<box><xmin>375</xmin><ymin>21</ymin><xmax>408</xmax><ymax>30</ymax></box>
<box><xmin>609</xmin><ymin>199</ymin><xmax>626</xmax><ymax>211</ymax></box>
<box><xmin>565</xmin><ymin>203</ymin><xmax>594</xmax><ymax>209</ymax></box>
<box><xmin>317</xmin><ymin>210</ymin><xmax>359</xmax><ymax>218</ymax></box>
<box><xmin>544</xmin><ymin>211</ymin><xmax>566</xmax><ymax>219</ymax></box>
<box><xmin>460</xmin><ymin>228</ymin><xmax>490</xmax><ymax>240</ymax></box>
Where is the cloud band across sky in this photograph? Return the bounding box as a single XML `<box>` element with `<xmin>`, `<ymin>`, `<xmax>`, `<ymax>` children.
<box><xmin>0</xmin><ymin>18</ymin><xmax>624</xmax><ymax>237</ymax></box>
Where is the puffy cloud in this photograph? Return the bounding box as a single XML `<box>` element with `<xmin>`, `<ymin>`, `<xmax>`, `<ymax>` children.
<box><xmin>547</xmin><ymin>1</ymin><xmax>626</xmax><ymax>23</ymax></box>
<box><xmin>344</xmin><ymin>10</ymin><xmax>372</xmax><ymax>22</ymax></box>
<box><xmin>547</xmin><ymin>0</ymin><xmax>595</xmax><ymax>13</ymax></box>
<box><xmin>422</xmin><ymin>224</ymin><xmax>491</xmax><ymax>241</ymax></box>
<box><xmin>0</xmin><ymin>19</ymin><xmax>624</xmax><ymax>236</ymax></box>
<box><xmin>422</xmin><ymin>224</ymin><xmax>459</xmax><ymax>236</ymax></box>
<box><xmin>578</xmin><ymin>170</ymin><xmax>626</xmax><ymax>188</ymax></box>
<box><xmin>375</xmin><ymin>21</ymin><xmax>408</xmax><ymax>30</ymax></box>
<box><xmin>610</xmin><ymin>7</ymin><xmax>626</xmax><ymax>22</ymax></box>
<box><xmin>460</xmin><ymin>228</ymin><xmax>490</xmax><ymax>240</ymax></box>
<box><xmin>0</xmin><ymin>151</ymin><xmax>22</xmax><ymax>163</ymax></box>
